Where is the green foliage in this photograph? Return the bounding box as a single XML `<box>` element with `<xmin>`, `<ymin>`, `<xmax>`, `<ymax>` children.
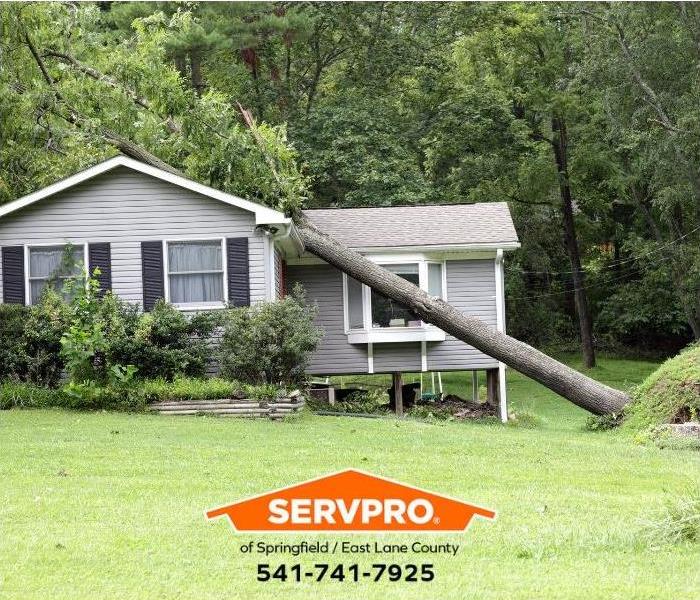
<box><xmin>22</xmin><ymin>288</ymin><xmax>72</xmax><ymax>386</ymax></box>
<box><xmin>407</xmin><ymin>404</ymin><xmax>452</xmax><ymax>421</ymax></box>
<box><xmin>219</xmin><ymin>285</ymin><xmax>321</xmax><ymax>385</ymax></box>
<box><xmin>585</xmin><ymin>413</ymin><xmax>623</xmax><ymax>432</ymax></box>
<box><xmin>642</xmin><ymin>487</ymin><xmax>700</xmax><ymax>545</ymax></box>
<box><xmin>106</xmin><ymin>299</ymin><xmax>220</xmax><ymax>380</ymax></box>
<box><xmin>636</xmin><ymin>426</ymin><xmax>700</xmax><ymax>452</ymax></box>
<box><xmin>60</xmin><ymin>270</ymin><xmax>109</xmax><ymax>384</ymax></box>
<box><xmin>0</xmin><ymin>304</ymin><xmax>30</xmax><ymax>379</ymax></box>
<box><xmin>0</xmin><ymin>381</ymin><xmax>64</xmax><ymax>409</ymax></box>
<box><xmin>506</xmin><ymin>411</ymin><xmax>542</xmax><ymax>429</ymax></box>
<box><xmin>141</xmin><ymin>377</ymin><xmax>242</xmax><ymax>404</ymax></box>
<box><xmin>625</xmin><ymin>344</ymin><xmax>700</xmax><ymax>430</ymax></box>
<box><xmin>0</xmin><ymin>379</ymin><xmax>144</xmax><ymax>411</ymax></box>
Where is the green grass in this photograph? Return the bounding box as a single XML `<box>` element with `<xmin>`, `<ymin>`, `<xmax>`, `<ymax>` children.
<box><xmin>1</xmin><ymin>355</ymin><xmax>699</xmax><ymax>599</ymax></box>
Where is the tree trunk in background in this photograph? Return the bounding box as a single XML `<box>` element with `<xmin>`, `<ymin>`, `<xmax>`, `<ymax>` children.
<box><xmin>552</xmin><ymin>116</ymin><xmax>596</xmax><ymax>368</ymax></box>
<box><xmin>190</xmin><ymin>51</ymin><xmax>205</xmax><ymax>97</ymax></box>
<box><xmin>297</xmin><ymin>215</ymin><xmax>629</xmax><ymax>415</ymax></box>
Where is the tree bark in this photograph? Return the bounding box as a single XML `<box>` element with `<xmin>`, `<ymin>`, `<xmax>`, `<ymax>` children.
<box><xmin>551</xmin><ymin>116</ymin><xmax>596</xmax><ymax>368</ymax></box>
<box><xmin>296</xmin><ymin>215</ymin><xmax>628</xmax><ymax>414</ymax></box>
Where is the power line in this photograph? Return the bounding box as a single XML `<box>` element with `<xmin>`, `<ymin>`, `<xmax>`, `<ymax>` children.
<box><xmin>505</xmin><ymin>223</ymin><xmax>700</xmax><ymax>276</ymax></box>
<box><xmin>506</xmin><ymin>248</ymin><xmax>685</xmax><ymax>302</ymax></box>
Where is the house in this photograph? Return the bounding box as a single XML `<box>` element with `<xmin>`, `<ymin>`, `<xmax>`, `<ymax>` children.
<box><xmin>0</xmin><ymin>156</ymin><xmax>519</xmax><ymax>419</ymax></box>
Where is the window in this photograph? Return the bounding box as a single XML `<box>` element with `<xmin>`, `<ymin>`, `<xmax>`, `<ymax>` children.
<box><xmin>28</xmin><ymin>244</ymin><xmax>85</xmax><ymax>304</ymax></box>
<box><xmin>428</xmin><ymin>262</ymin><xmax>443</xmax><ymax>297</ymax></box>
<box><xmin>346</xmin><ymin>275</ymin><xmax>364</xmax><ymax>329</ymax></box>
<box><xmin>345</xmin><ymin>260</ymin><xmax>445</xmax><ymax>331</ymax></box>
<box><xmin>371</xmin><ymin>264</ymin><xmax>420</xmax><ymax>328</ymax></box>
<box><xmin>167</xmin><ymin>240</ymin><xmax>225</xmax><ymax>305</ymax></box>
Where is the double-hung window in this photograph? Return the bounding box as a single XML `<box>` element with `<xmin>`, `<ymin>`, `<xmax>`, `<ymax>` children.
<box><xmin>345</xmin><ymin>259</ymin><xmax>445</xmax><ymax>333</ymax></box>
<box><xmin>166</xmin><ymin>239</ymin><xmax>225</xmax><ymax>306</ymax></box>
<box><xmin>28</xmin><ymin>244</ymin><xmax>85</xmax><ymax>304</ymax></box>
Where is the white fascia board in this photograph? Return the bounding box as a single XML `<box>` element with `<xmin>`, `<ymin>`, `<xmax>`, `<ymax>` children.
<box><xmin>0</xmin><ymin>155</ymin><xmax>290</xmax><ymax>227</ymax></box>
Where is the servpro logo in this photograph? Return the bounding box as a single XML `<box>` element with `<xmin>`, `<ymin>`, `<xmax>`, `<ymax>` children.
<box><xmin>205</xmin><ymin>469</ymin><xmax>495</xmax><ymax>532</ymax></box>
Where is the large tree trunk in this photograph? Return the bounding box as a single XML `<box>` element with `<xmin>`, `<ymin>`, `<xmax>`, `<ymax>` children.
<box><xmin>552</xmin><ymin>116</ymin><xmax>596</xmax><ymax>368</ymax></box>
<box><xmin>297</xmin><ymin>215</ymin><xmax>628</xmax><ymax>415</ymax></box>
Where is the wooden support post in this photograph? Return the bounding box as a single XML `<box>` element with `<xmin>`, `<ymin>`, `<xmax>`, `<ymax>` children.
<box><xmin>486</xmin><ymin>368</ymin><xmax>499</xmax><ymax>407</ymax></box>
<box><xmin>472</xmin><ymin>371</ymin><xmax>479</xmax><ymax>402</ymax></box>
<box><xmin>393</xmin><ymin>372</ymin><xmax>403</xmax><ymax>417</ymax></box>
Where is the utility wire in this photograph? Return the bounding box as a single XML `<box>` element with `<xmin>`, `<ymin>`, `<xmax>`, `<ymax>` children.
<box><xmin>506</xmin><ymin>248</ymin><xmax>686</xmax><ymax>302</ymax></box>
<box><xmin>505</xmin><ymin>223</ymin><xmax>700</xmax><ymax>276</ymax></box>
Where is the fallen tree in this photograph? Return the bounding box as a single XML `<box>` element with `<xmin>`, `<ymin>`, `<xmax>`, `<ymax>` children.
<box><xmin>19</xmin><ymin>28</ymin><xmax>630</xmax><ymax>415</ymax></box>
<box><xmin>296</xmin><ymin>216</ymin><xmax>629</xmax><ymax>415</ymax></box>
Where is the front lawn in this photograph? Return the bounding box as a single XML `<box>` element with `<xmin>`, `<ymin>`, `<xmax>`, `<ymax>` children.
<box><xmin>1</xmin><ymin>356</ymin><xmax>698</xmax><ymax>599</ymax></box>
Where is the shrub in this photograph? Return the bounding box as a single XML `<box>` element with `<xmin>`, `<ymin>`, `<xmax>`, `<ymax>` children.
<box><xmin>0</xmin><ymin>381</ymin><xmax>64</xmax><ymax>409</ymax></box>
<box><xmin>219</xmin><ymin>285</ymin><xmax>321</xmax><ymax>385</ymax></box>
<box><xmin>141</xmin><ymin>377</ymin><xmax>242</xmax><ymax>403</ymax></box>
<box><xmin>108</xmin><ymin>300</ymin><xmax>220</xmax><ymax>380</ymax></box>
<box><xmin>585</xmin><ymin>413</ymin><xmax>623</xmax><ymax>432</ymax></box>
<box><xmin>0</xmin><ymin>304</ymin><xmax>30</xmax><ymax>379</ymax></box>
<box><xmin>22</xmin><ymin>288</ymin><xmax>71</xmax><ymax>386</ymax></box>
<box><xmin>624</xmin><ymin>344</ymin><xmax>700</xmax><ymax>430</ymax></box>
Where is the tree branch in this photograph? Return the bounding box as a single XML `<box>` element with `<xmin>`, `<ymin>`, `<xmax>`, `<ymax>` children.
<box><xmin>43</xmin><ymin>50</ymin><xmax>181</xmax><ymax>134</ymax></box>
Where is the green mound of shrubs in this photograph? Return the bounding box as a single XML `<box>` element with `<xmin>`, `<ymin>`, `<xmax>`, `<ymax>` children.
<box><xmin>625</xmin><ymin>344</ymin><xmax>700</xmax><ymax>430</ymax></box>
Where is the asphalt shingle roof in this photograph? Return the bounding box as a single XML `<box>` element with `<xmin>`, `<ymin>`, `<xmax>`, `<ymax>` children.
<box><xmin>303</xmin><ymin>202</ymin><xmax>518</xmax><ymax>249</ymax></box>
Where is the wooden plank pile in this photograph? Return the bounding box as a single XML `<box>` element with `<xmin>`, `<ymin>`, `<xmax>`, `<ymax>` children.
<box><xmin>149</xmin><ymin>390</ymin><xmax>304</xmax><ymax>419</ymax></box>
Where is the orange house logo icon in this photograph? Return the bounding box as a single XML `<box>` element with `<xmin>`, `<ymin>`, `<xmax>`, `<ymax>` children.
<box><xmin>205</xmin><ymin>469</ymin><xmax>496</xmax><ymax>532</ymax></box>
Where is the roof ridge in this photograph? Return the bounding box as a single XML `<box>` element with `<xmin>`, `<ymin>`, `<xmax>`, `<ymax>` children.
<box><xmin>303</xmin><ymin>202</ymin><xmax>508</xmax><ymax>212</ymax></box>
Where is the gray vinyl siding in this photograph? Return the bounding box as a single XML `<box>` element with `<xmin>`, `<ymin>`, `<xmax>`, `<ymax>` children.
<box><xmin>373</xmin><ymin>343</ymin><xmax>422</xmax><ymax>373</ymax></box>
<box><xmin>287</xmin><ymin>259</ymin><xmax>499</xmax><ymax>375</ymax></box>
<box><xmin>0</xmin><ymin>167</ymin><xmax>267</xmax><ymax>307</ymax></box>
<box><xmin>286</xmin><ymin>263</ymin><xmax>368</xmax><ymax>375</ymax></box>
<box><xmin>427</xmin><ymin>259</ymin><xmax>499</xmax><ymax>370</ymax></box>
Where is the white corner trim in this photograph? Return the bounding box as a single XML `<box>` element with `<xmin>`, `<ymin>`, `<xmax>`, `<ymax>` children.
<box><xmin>0</xmin><ymin>155</ymin><xmax>290</xmax><ymax>226</ymax></box>
<box><xmin>421</xmin><ymin>341</ymin><xmax>427</xmax><ymax>372</ymax></box>
<box><xmin>495</xmin><ymin>249</ymin><xmax>505</xmax><ymax>334</ymax></box>
<box><xmin>263</xmin><ymin>234</ymin><xmax>275</xmax><ymax>301</ymax></box>
<box><xmin>495</xmin><ymin>248</ymin><xmax>508</xmax><ymax>422</ymax></box>
<box><xmin>367</xmin><ymin>343</ymin><xmax>374</xmax><ymax>374</ymax></box>
<box><xmin>499</xmin><ymin>362</ymin><xmax>508</xmax><ymax>423</ymax></box>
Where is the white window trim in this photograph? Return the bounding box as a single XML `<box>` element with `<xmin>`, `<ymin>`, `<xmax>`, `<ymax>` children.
<box><xmin>162</xmin><ymin>237</ymin><xmax>228</xmax><ymax>310</ymax></box>
<box><xmin>25</xmin><ymin>242</ymin><xmax>88</xmax><ymax>305</ymax></box>
<box><xmin>342</xmin><ymin>256</ymin><xmax>447</xmax><ymax>344</ymax></box>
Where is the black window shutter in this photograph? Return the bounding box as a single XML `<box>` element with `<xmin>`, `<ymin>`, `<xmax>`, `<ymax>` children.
<box><xmin>141</xmin><ymin>241</ymin><xmax>164</xmax><ymax>311</ymax></box>
<box><xmin>226</xmin><ymin>237</ymin><xmax>250</xmax><ymax>307</ymax></box>
<box><xmin>2</xmin><ymin>246</ymin><xmax>25</xmax><ymax>304</ymax></box>
<box><xmin>88</xmin><ymin>242</ymin><xmax>112</xmax><ymax>297</ymax></box>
